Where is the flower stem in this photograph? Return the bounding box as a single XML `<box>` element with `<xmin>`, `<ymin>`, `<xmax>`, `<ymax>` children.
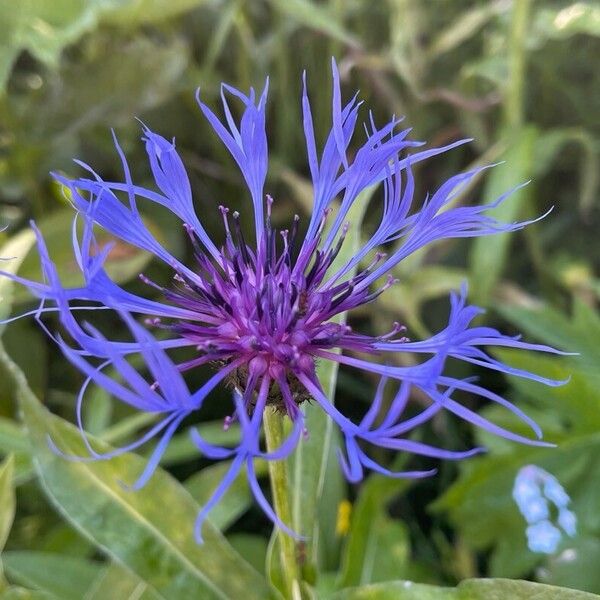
<box><xmin>263</xmin><ymin>407</ymin><xmax>301</xmax><ymax>599</ymax></box>
<box><xmin>505</xmin><ymin>0</ymin><xmax>531</xmax><ymax>129</ymax></box>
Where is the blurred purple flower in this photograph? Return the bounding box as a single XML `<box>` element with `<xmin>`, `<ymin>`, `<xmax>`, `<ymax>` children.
<box><xmin>2</xmin><ymin>60</ymin><xmax>565</xmax><ymax>542</ymax></box>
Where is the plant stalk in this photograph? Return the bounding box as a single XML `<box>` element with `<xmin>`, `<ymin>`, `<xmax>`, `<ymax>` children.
<box><xmin>263</xmin><ymin>407</ymin><xmax>301</xmax><ymax>599</ymax></box>
<box><xmin>504</xmin><ymin>0</ymin><xmax>531</xmax><ymax>129</ymax></box>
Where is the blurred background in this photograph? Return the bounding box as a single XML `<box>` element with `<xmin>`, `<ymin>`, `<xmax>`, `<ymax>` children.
<box><xmin>0</xmin><ymin>0</ymin><xmax>599</xmax><ymax>596</ymax></box>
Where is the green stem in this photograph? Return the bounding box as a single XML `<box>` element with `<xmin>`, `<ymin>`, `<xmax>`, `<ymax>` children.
<box><xmin>263</xmin><ymin>408</ymin><xmax>301</xmax><ymax>599</ymax></box>
<box><xmin>504</xmin><ymin>0</ymin><xmax>531</xmax><ymax>129</ymax></box>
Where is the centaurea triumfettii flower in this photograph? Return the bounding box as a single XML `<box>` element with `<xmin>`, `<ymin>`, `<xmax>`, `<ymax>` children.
<box><xmin>2</xmin><ymin>60</ymin><xmax>564</xmax><ymax>541</ymax></box>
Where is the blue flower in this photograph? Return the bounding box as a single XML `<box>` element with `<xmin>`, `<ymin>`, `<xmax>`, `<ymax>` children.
<box><xmin>513</xmin><ymin>465</ymin><xmax>577</xmax><ymax>553</ymax></box>
<box><xmin>1</xmin><ymin>60</ymin><xmax>566</xmax><ymax>542</ymax></box>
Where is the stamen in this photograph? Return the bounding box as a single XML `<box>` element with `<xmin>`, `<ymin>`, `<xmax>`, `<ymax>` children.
<box><xmin>327</xmin><ymin>221</ymin><xmax>350</xmax><ymax>265</ymax></box>
<box><xmin>365</xmin><ymin>274</ymin><xmax>398</xmax><ymax>302</ymax></box>
<box><xmin>232</xmin><ymin>211</ymin><xmax>251</xmax><ymax>264</ymax></box>
<box><xmin>219</xmin><ymin>205</ymin><xmax>231</xmax><ymax>236</ymax></box>
<box><xmin>288</xmin><ymin>214</ymin><xmax>300</xmax><ymax>251</ymax></box>
<box><xmin>139</xmin><ymin>273</ymin><xmax>165</xmax><ymax>292</ymax></box>
<box><xmin>316</xmin><ymin>207</ymin><xmax>333</xmax><ymax>237</ymax></box>
<box><xmin>183</xmin><ymin>223</ymin><xmax>206</xmax><ymax>261</ymax></box>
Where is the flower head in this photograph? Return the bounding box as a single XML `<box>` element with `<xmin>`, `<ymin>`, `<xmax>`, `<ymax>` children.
<box><xmin>2</xmin><ymin>60</ymin><xmax>565</xmax><ymax>542</ymax></box>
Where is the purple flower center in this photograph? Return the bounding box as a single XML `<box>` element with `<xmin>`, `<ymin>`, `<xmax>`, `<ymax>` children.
<box><xmin>140</xmin><ymin>197</ymin><xmax>404</xmax><ymax>417</ymax></box>
<box><xmin>140</xmin><ymin>198</ymin><xmax>400</xmax><ymax>416</ymax></box>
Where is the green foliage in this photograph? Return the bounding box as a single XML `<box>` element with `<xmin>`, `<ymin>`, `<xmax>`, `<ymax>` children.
<box><xmin>333</xmin><ymin>579</ymin><xmax>597</xmax><ymax>600</ymax></box>
<box><xmin>337</xmin><ymin>476</ymin><xmax>415</xmax><ymax>589</ymax></box>
<box><xmin>332</xmin><ymin>578</ymin><xmax>600</xmax><ymax>600</ymax></box>
<box><xmin>1</xmin><ymin>552</ymin><xmax>101</xmax><ymax>600</ymax></box>
<box><xmin>469</xmin><ymin>126</ymin><xmax>538</xmax><ymax>305</ymax></box>
<box><xmin>14</xmin><ymin>358</ymin><xmax>272</xmax><ymax>599</ymax></box>
<box><xmin>434</xmin><ymin>302</ymin><xmax>600</xmax><ymax>591</ymax></box>
<box><xmin>0</xmin><ymin>0</ymin><xmax>598</xmax><ymax>598</ymax></box>
<box><xmin>0</xmin><ymin>0</ymin><xmax>206</xmax><ymax>90</ymax></box>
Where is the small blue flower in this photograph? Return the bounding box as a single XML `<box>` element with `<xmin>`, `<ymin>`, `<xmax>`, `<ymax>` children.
<box><xmin>513</xmin><ymin>465</ymin><xmax>577</xmax><ymax>553</ymax></box>
<box><xmin>2</xmin><ymin>60</ymin><xmax>566</xmax><ymax>542</ymax></box>
<box><xmin>527</xmin><ymin>520</ymin><xmax>562</xmax><ymax>554</ymax></box>
<box><xmin>558</xmin><ymin>509</ymin><xmax>577</xmax><ymax>537</ymax></box>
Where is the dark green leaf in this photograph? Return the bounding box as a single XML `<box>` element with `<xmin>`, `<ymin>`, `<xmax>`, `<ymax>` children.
<box><xmin>2</xmin><ymin>552</ymin><xmax>101</xmax><ymax>600</ymax></box>
<box><xmin>469</xmin><ymin>126</ymin><xmax>538</xmax><ymax>304</ymax></box>
<box><xmin>228</xmin><ymin>534</ymin><xmax>269</xmax><ymax>575</ymax></box>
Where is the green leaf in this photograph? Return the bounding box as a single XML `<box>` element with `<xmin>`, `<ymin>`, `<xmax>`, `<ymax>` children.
<box><xmin>1</xmin><ymin>320</ymin><xmax>47</xmax><ymax>404</ymax></box>
<box><xmin>2</xmin><ymin>553</ymin><xmax>100</xmax><ymax>600</ymax></box>
<box><xmin>531</xmin><ymin>3</ymin><xmax>600</xmax><ymax>47</ymax></box>
<box><xmin>100</xmin><ymin>0</ymin><xmax>210</xmax><ymax>26</ymax></box>
<box><xmin>532</xmin><ymin>128</ymin><xmax>598</xmax><ymax>217</ymax></box>
<box><xmin>0</xmin><ymin>454</ymin><xmax>15</xmax><ymax>591</ymax></box>
<box><xmin>0</xmin><ymin>232</ymin><xmax>37</xmax><ymax>485</ymax></box>
<box><xmin>498</xmin><ymin>300</ymin><xmax>600</xmax><ymax>388</ymax></box>
<box><xmin>227</xmin><ymin>534</ymin><xmax>269</xmax><ymax>575</ymax></box>
<box><xmin>0</xmin><ymin>230</ymin><xmax>36</xmax><ymax>331</ymax></box>
<box><xmin>0</xmin><ymin>419</ymin><xmax>32</xmax><ymax>485</ymax></box>
<box><xmin>491</xmin><ymin>347</ymin><xmax>600</xmax><ymax>434</ymax></box>
<box><xmin>426</xmin><ymin>3</ymin><xmax>504</xmax><ymax>60</ymax></box>
<box><xmin>84</xmin><ymin>562</ymin><xmax>160</xmax><ymax>600</ymax></box>
<box><xmin>0</xmin><ymin>419</ymin><xmax>28</xmax><ymax>457</ymax></box>
<box><xmin>0</xmin><ymin>343</ymin><xmax>271</xmax><ymax>600</ymax></box>
<box><xmin>337</xmin><ymin>476</ymin><xmax>413</xmax><ymax>588</ymax></box>
<box><xmin>540</xmin><ymin>536</ymin><xmax>600</xmax><ymax>593</ymax></box>
<box><xmin>332</xmin><ymin>578</ymin><xmax>600</xmax><ymax>599</ymax></box>
<box><xmin>0</xmin><ymin>587</ymin><xmax>53</xmax><ymax>600</ymax></box>
<box><xmin>0</xmin><ymin>0</ymin><xmax>207</xmax><ymax>90</ymax></box>
<box><xmin>268</xmin><ymin>0</ymin><xmax>358</xmax><ymax>48</ymax></box>
<box><xmin>0</xmin><ymin>455</ymin><xmax>15</xmax><ymax>552</ymax></box>
<box><xmin>458</xmin><ymin>578</ymin><xmax>600</xmax><ymax>599</ymax></box>
<box><xmin>469</xmin><ymin>126</ymin><xmax>538</xmax><ymax>304</ymax></box>
<box><xmin>4</xmin><ymin>34</ymin><xmax>189</xmax><ymax>199</ymax></box>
